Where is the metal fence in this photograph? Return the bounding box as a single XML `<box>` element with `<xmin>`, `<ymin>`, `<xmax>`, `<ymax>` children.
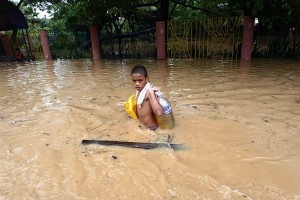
<box><xmin>252</xmin><ymin>26</ymin><xmax>300</xmax><ymax>58</ymax></box>
<box><xmin>167</xmin><ymin>16</ymin><xmax>243</xmax><ymax>59</ymax></box>
<box><xmin>4</xmin><ymin>16</ymin><xmax>298</xmax><ymax>60</ymax></box>
<box><xmin>100</xmin><ymin>28</ymin><xmax>156</xmax><ymax>59</ymax></box>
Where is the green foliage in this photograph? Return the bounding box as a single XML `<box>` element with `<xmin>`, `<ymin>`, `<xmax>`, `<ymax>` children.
<box><xmin>10</xmin><ymin>0</ymin><xmax>299</xmax><ymax>59</ymax></box>
<box><xmin>13</xmin><ymin>0</ymin><xmax>299</xmax><ymax>30</ymax></box>
<box><xmin>253</xmin><ymin>36</ymin><xmax>296</xmax><ymax>58</ymax></box>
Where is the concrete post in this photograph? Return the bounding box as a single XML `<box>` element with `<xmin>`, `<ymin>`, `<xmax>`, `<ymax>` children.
<box><xmin>90</xmin><ymin>26</ymin><xmax>101</xmax><ymax>60</ymax></box>
<box><xmin>40</xmin><ymin>30</ymin><xmax>52</xmax><ymax>61</ymax></box>
<box><xmin>156</xmin><ymin>21</ymin><xmax>166</xmax><ymax>60</ymax></box>
<box><xmin>241</xmin><ymin>16</ymin><xmax>255</xmax><ymax>60</ymax></box>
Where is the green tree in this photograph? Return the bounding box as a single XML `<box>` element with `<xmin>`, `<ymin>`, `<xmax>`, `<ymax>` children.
<box><xmin>11</xmin><ymin>0</ymin><xmax>299</xmax><ymax>58</ymax></box>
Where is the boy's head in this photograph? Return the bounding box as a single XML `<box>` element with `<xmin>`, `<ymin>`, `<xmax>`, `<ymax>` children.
<box><xmin>131</xmin><ymin>65</ymin><xmax>148</xmax><ymax>77</ymax></box>
<box><xmin>131</xmin><ymin>65</ymin><xmax>149</xmax><ymax>92</ymax></box>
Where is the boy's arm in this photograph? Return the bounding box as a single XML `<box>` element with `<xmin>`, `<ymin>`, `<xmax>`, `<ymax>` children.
<box><xmin>148</xmin><ymin>87</ymin><xmax>163</xmax><ymax>117</ymax></box>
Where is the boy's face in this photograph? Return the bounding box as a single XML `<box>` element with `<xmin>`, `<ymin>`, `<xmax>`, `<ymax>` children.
<box><xmin>131</xmin><ymin>73</ymin><xmax>149</xmax><ymax>92</ymax></box>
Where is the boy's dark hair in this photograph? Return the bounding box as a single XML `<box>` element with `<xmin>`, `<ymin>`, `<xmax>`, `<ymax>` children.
<box><xmin>131</xmin><ymin>65</ymin><xmax>148</xmax><ymax>77</ymax></box>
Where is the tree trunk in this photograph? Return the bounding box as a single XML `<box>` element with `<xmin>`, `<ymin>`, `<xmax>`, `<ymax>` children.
<box><xmin>160</xmin><ymin>0</ymin><xmax>169</xmax><ymax>20</ymax></box>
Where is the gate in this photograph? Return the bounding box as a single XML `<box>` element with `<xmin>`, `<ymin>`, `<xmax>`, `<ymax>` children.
<box><xmin>167</xmin><ymin>16</ymin><xmax>243</xmax><ymax>59</ymax></box>
<box><xmin>101</xmin><ymin>28</ymin><xmax>156</xmax><ymax>59</ymax></box>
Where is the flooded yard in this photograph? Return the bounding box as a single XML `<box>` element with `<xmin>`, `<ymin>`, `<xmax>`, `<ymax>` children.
<box><xmin>0</xmin><ymin>58</ymin><xmax>299</xmax><ymax>199</ymax></box>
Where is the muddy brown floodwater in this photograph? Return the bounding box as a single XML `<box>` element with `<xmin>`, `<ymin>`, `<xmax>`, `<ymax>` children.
<box><xmin>0</xmin><ymin>59</ymin><xmax>299</xmax><ymax>199</ymax></box>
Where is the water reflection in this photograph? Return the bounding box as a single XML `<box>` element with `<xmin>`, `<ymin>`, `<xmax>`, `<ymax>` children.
<box><xmin>0</xmin><ymin>59</ymin><xmax>299</xmax><ymax>199</ymax></box>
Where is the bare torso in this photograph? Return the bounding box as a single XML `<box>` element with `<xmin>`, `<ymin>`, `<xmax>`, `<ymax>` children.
<box><xmin>136</xmin><ymin>92</ymin><xmax>158</xmax><ymax>129</ymax></box>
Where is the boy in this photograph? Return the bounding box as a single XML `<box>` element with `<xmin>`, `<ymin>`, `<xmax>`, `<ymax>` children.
<box><xmin>131</xmin><ymin>65</ymin><xmax>163</xmax><ymax>130</ymax></box>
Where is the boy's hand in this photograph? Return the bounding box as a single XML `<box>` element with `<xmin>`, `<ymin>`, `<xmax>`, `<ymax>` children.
<box><xmin>147</xmin><ymin>84</ymin><xmax>164</xmax><ymax>116</ymax></box>
<box><xmin>148</xmin><ymin>84</ymin><xmax>160</xmax><ymax>94</ymax></box>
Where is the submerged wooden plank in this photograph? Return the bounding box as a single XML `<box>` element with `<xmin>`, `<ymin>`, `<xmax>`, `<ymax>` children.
<box><xmin>82</xmin><ymin>139</ymin><xmax>185</xmax><ymax>150</ymax></box>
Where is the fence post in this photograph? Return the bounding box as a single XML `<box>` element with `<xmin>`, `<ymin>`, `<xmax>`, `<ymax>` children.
<box><xmin>241</xmin><ymin>16</ymin><xmax>254</xmax><ymax>60</ymax></box>
<box><xmin>90</xmin><ymin>26</ymin><xmax>101</xmax><ymax>60</ymax></box>
<box><xmin>40</xmin><ymin>30</ymin><xmax>52</xmax><ymax>61</ymax></box>
<box><xmin>156</xmin><ymin>21</ymin><xmax>166</xmax><ymax>60</ymax></box>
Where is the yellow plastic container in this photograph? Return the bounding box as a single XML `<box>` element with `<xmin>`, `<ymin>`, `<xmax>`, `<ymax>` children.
<box><xmin>124</xmin><ymin>94</ymin><xmax>138</xmax><ymax>120</ymax></box>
